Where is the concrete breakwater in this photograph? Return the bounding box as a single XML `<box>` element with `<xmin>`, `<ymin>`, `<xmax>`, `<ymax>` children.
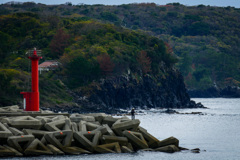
<box><xmin>0</xmin><ymin>105</ymin><xmax>189</xmax><ymax>157</ymax></box>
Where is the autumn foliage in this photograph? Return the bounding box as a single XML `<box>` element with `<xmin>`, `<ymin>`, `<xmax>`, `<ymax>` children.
<box><xmin>224</xmin><ymin>77</ymin><xmax>240</xmax><ymax>86</ymax></box>
<box><xmin>49</xmin><ymin>28</ymin><xmax>70</xmax><ymax>58</ymax></box>
<box><xmin>164</xmin><ymin>42</ymin><xmax>173</xmax><ymax>54</ymax></box>
<box><xmin>137</xmin><ymin>51</ymin><xmax>152</xmax><ymax>75</ymax></box>
<box><xmin>97</xmin><ymin>53</ymin><xmax>115</xmax><ymax>76</ymax></box>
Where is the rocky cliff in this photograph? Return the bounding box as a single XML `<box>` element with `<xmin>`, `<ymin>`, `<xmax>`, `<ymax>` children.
<box><xmin>69</xmin><ymin>66</ymin><xmax>203</xmax><ymax>114</ymax></box>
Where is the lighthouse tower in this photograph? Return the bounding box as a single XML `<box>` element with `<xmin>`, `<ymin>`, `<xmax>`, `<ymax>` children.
<box><xmin>21</xmin><ymin>48</ymin><xmax>42</xmax><ymax>111</ymax></box>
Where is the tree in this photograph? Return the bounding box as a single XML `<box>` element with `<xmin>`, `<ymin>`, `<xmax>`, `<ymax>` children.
<box><xmin>97</xmin><ymin>53</ymin><xmax>115</xmax><ymax>76</ymax></box>
<box><xmin>163</xmin><ymin>42</ymin><xmax>178</xmax><ymax>67</ymax></box>
<box><xmin>177</xmin><ymin>52</ymin><xmax>192</xmax><ymax>76</ymax></box>
<box><xmin>65</xmin><ymin>56</ymin><xmax>100</xmax><ymax>88</ymax></box>
<box><xmin>100</xmin><ymin>12</ymin><xmax>119</xmax><ymax>22</ymax></box>
<box><xmin>193</xmin><ymin>68</ymin><xmax>207</xmax><ymax>82</ymax></box>
<box><xmin>137</xmin><ymin>50</ymin><xmax>152</xmax><ymax>75</ymax></box>
<box><xmin>49</xmin><ymin>28</ymin><xmax>70</xmax><ymax>58</ymax></box>
<box><xmin>164</xmin><ymin>42</ymin><xmax>173</xmax><ymax>54</ymax></box>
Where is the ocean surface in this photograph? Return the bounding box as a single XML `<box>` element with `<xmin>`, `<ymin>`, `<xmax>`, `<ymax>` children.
<box><xmin>5</xmin><ymin>98</ymin><xmax>240</xmax><ymax>160</ymax></box>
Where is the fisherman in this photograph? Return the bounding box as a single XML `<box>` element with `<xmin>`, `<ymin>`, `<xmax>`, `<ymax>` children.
<box><xmin>131</xmin><ymin>108</ymin><xmax>135</xmax><ymax>120</ymax></box>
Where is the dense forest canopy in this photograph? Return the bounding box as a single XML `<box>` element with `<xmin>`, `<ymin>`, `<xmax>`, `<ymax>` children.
<box><xmin>0</xmin><ymin>2</ymin><xmax>178</xmax><ymax>107</ymax></box>
<box><xmin>0</xmin><ymin>2</ymin><xmax>240</xmax><ymax>106</ymax></box>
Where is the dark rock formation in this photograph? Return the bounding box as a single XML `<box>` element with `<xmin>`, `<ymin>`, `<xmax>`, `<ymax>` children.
<box><xmin>220</xmin><ymin>86</ymin><xmax>240</xmax><ymax>98</ymax></box>
<box><xmin>188</xmin><ymin>86</ymin><xmax>240</xmax><ymax>98</ymax></box>
<box><xmin>188</xmin><ymin>87</ymin><xmax>220</xmax><ymax>98</ymax></box>
<box><xmin>73</xmin><ymin>67</ymin><xmax>202</xmax><ymax>114</ymax></box>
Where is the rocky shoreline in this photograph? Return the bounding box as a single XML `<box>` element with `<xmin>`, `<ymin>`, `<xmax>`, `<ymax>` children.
<box><xmin>0</xmin><ymin>105</ymin><xmax>201</xmax><ymax>157</ymax></box>
<box><xmin>42</xmin><ymin>99</ymin><xmax>205</xmax><ymax>115</ymax></box>
<box><xmin>68</xmin><ymin>67</ymin><xmax>204</xmax><ymax>113</ymax></box>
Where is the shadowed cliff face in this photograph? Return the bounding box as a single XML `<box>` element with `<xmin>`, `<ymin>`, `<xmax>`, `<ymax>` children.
<box><xmin>75</xmin><ymin>67</ymin><xmax>202</xmax><ymax>113</ymax></box>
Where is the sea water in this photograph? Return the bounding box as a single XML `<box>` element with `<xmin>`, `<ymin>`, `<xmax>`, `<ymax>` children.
<box><xmin>5</xmin><ymin>98</ymin><xmax>240</xmax><ymax>160</ymax></box>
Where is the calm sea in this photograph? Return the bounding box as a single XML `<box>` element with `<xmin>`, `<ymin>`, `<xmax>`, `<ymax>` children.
<box><xmin>5</xmin><ymin>98</ymin><xmax>240</xmax><ymax>160</ymax></box>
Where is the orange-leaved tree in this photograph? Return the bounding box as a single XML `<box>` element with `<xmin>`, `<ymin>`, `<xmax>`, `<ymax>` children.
<box><xmin>137</xmin><ymin>50</ymin><xmax>152</xmax><ymax>75</ymax></box>
<box><xmin>49</xmin><ymin>28</ymin><xmax>70</xmax><ymax>58</ymax></box>
<box><xmin>97</xmin><ymin>53</ymin><xmax>115</xmax><ymax>76</ymax></box>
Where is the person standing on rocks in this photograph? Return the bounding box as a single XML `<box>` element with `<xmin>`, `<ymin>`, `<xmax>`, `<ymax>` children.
<box><xmin>131</xmin><ymin>108</ymin><xmax>135</xmax><ymax>120</ymax></box>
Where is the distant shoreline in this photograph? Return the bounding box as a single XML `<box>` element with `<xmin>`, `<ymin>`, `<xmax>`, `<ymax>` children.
<box><xmin>188</xmin><ymin>86</ymin><xmax>240</xmax><ymax>98</ymax></box>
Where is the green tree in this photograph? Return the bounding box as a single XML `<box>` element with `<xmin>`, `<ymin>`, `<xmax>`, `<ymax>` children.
<box><xmin>177</xmin><ymin>52</ymin><xmax>192</xmax><ymax>76</ymax></box>
<box><xmin>65</xmin><ymin>56</ymin><xmax>100</xmax><ymax>88</ymax></box>
<box><xmin>100</xmin><ymin>12</ymin><xmax>119</xmax><ymax>22</ymax></box>
<box><xmin>0</xmin><ymin>31</ymin><xmax>13</xmax><ymax>63</ymax></box>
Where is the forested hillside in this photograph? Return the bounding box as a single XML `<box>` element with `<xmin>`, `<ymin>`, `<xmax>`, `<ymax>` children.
<box><xmin>70</xmin><ymin>2</ymin><xmax>240</xmax><ymax>90</ymax></box>
<box><xmin>2</xmin><ymin>2</ymin><xmax>238</xmax><ymax>90</ymax></box>
<box><xmin>1</xmin><ymin>1</ymin><xmax>239</xmax><ymax>109</ymax></box>
<box><xmin>0</xmin><ymin>3</ymin><xmax>178</xmax><ymax>108</ymax></box>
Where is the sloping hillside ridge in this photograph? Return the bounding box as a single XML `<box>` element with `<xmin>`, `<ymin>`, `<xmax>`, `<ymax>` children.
<box><xmin>0</xmin><ymin>3</ymin><xmax>203</xmax><ymax>112</ymax></box>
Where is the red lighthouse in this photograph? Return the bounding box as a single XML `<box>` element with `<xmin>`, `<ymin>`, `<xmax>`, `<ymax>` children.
<box><xmin>21</xmin><ymin>48</ymin><xmax>42</xmax><ymax>111</ymax></box>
